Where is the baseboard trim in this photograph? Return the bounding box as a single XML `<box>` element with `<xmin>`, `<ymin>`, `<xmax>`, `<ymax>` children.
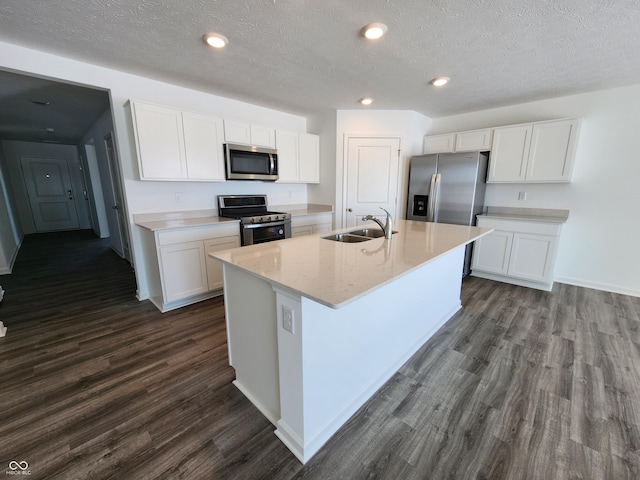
<box><xmin>555</xmin><ymin>276</ymin><xmax>640</xmax><ymax>298</ymax></box>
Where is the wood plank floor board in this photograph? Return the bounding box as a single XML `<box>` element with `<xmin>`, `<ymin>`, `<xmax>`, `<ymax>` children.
<box><xmin>2</xmin><ymin>231</ymin><xmax>640</xmax><ymax>479</ymax></box>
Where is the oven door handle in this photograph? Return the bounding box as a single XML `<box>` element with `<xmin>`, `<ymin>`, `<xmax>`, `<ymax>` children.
<box><xmin>242</xmin><ymin>219</ymin><xmax>290</xmax><ymax>229</ymax></box>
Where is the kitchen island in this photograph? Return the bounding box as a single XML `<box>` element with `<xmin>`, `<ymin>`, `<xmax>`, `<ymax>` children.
<box><xmin>210</xmin><ymin>219</ymin><xmax>491</xmax><ymax>463</ymax></box>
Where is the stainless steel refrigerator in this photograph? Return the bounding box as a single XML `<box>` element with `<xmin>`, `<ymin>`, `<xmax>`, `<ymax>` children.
<box><xmin>406</xmin><ymin>151</ymin><xmax>488</xmax><ymax>276</ymax></box>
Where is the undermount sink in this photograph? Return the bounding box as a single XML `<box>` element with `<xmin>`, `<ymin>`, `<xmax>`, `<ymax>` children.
<box><xmin>347</xmin><ymin>228</ymin><xmax>386</xmax><ymax>238</ymax></box>
<box><xmin>322</xmin><ymin>229</ymin><xmax>398</xmax><ymax>243</ymax></box>
<box><xmin>322</xmin><ymin>233</ymin><xmax>372</xmax><ymax>243</ymax></box>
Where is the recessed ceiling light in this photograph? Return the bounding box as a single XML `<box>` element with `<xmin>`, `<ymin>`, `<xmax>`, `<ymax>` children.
<box><xmin>203</xmin><ymin>32</ymin><xmax>229</xmax><ymax>49</ymax></box>
<box><xmin>360</xmin><ymin>98</ymin><xmax>374</xmax><ymax>105</ymax></box>
<box><xmin>362</xmin><ymin>23</ymin><xmax>388</xmax><ymax>40</ymax></box>
<box><xmin>430</xmin><ymin>77</ymin><xmax>450</xmax><ymax>87</ymax></box>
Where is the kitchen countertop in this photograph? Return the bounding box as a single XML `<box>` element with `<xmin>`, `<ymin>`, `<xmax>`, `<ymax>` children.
<box><xmin>134</xmin><ymin>204</ymin><xmax>333</xmax><ymax>232</ymax></box>
<box><xmin>211</xmin><ymin>219</ymin><xmax>491</xmax><ymax>308</ymax></box>
<box><xmin>478</xmin><ymin>206</ymin><xmax>570</xmax><ymax>223</ymax></box>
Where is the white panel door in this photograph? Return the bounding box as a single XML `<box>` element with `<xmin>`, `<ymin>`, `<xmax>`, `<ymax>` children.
<box><xmin>20</xmin><ymin>157</ymin><xmax>80</xmax><ymax>232</ymax></box>
<box><xmin>345</xmin><ymin>137</ymin><xmax>401</xmax><ymax>228</ymax></box>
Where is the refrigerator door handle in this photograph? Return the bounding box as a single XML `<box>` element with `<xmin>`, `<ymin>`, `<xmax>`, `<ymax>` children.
<box><xmin>432</xmin><ymin>173</ymin><xmax>442</xmax><ymax>223</ymax></box>
<box><xmin>427</xmin><ymin>173</ymin><xmax>437</xmax><ymax>221</ymax></box>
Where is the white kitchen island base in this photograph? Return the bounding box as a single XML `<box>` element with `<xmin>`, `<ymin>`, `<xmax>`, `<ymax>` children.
<box><xmin>222</xmin><ymin>244</ymin><xmax>466</xmax><ymax>463</ymax></box>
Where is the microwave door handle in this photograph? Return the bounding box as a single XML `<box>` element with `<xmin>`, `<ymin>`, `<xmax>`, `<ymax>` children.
<box><xmin>270</xmin><ymin>154</ymin><xmax>275</xmax><ymax>175</ymax></box>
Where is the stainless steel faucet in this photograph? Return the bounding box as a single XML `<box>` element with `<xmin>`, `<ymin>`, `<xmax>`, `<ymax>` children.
<box><xmin>362</xmin><ymin>207</ymin><xmax>393</xmax><ymax>239</ymax></box>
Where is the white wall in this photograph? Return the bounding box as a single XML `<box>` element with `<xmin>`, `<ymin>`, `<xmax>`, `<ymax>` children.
<box><xmin>307</xmin><ymin>111</ymin><xmax>338</xmax><ymax>209</ymax></box>
<box><xmin>334</xmin><ymin>110</ymin><xmax>432</xmax><ymax>227</ymax></box>
<box><xmin>430</xmin><ymin>85</ymin><xmax>640</xmax><ymax>296</ymax></box>
<box><xmin>0</xmin><ymin>40</ymin><xmax>310</xmax><ymax>299</ymax></box>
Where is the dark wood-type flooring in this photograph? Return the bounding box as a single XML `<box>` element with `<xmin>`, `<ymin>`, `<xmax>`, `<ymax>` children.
<box><xmin>1</xmin><ymin>230</ymin><xmax>639</xmax><ymax>479</ymax></box>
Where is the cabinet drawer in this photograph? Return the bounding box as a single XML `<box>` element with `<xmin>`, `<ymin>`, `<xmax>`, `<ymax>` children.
<box><xmin>476</xmin><ymin>217</ymin><xmax>561</xmax><ymax>236</ymax></box>
<box><xmin>156</xmin><ymin>223</ymin><xmax>239</xmax><ymax>245</ymax></box>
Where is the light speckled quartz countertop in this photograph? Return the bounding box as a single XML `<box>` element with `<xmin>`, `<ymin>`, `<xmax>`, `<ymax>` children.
<box><xmin>211</xmin><ymin>220</ymin><xmax>491</xmax><ymax>308</ymax></box>
<box><xmin>134</xmin><ymin>204</ymin><xmax>333</xmax><ymax>231</ymax></box>
<box><xmin>478</xmin><ymin>206</ymin><xmax>569</xmax><ymax>223</ymax></box>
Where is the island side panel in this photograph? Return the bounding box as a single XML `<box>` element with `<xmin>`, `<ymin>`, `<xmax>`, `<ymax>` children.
<box><xmin>222</xmin><ymin>264</ymin><xmax>280</xmax><ymax>425</ymax></box>
<box><xmin>275</xmin><ymin>246</ymin><xmax>466</xmax><ymax>463</ymax></box>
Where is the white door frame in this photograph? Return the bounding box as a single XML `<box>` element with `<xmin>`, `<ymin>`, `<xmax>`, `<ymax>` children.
<box><xmin>339</xmin><ymin>133</ymin><xmax>405</xmax><ymax>229</ymax></box>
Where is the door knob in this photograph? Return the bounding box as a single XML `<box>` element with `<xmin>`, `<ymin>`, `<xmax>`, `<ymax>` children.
<box><xmin>347</xmin><ymin>208</ymin><xmax>353</xmax><ymax>212</ymax></box>
<box><xmin>67</xmin><ymin>189</ymin><xmax>73</xmax><ymax>200</ymax></box>
<box><xmin>112</xmin><ymin>205</ymin><xmax>119</xmax><ymax>210</ymax></box>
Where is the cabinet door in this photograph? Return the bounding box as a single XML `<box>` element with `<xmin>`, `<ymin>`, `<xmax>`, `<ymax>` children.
<box><xmin>471</xmin><ymin>230</ymin><xmax>513</xmax><ymax>275</ymax></box>
<box><xmin>292</xmin><ymin>226</ymin><xmax>313</xmax><ymax>237</ymax></box>
<box><xmin>455</xmin><ymin>129</ymin><xmax>493</xmax><ymax>152</ymax></box>
<box><xmin>224</xmin><ymin>119</ymin><xmax>251</xmax><ymax>144</ymax></box>
<box><xmin>205</xmin><ymin>236</ymin><xmax>241</xmax><ymax>290</ymax></box>
<box><xmin>526</xmin><ymin>119</ymin><xmax>579</xmax><ymax>182</ymax></box>
<box><xmin>182</xmin><ymin>112</ymin><xmax>225</xmax><ymax>181</ymax></box>
<box><xmin>487</xmin><ymin>124</ymin><xmax>532</xmax><ymax>182</ymax></box>
<box><xmin>275</xmin><ymin>129</ymin><xmax>299</xmax><ymax>182</ymax></box>
<box><xmin>507</xmin><ymin>233</ymin><xmax>556</xmax><ymax>282</ymax></box>
<box><xmin>132</xmin><ymin>102</ymin><xmax>187</xmax><ymax>180</ymax></box>
<box><xmin>250</xmin><ymin>125</ymin><xmax>276</xmax><ymax>148</ymax></box>
<box><xmin>159</xmin><ymin>241</ymin><xmax>208</xmax><ymax>302</ymax></box>
<box><xmin>298</xmin><ymin>133</ymin><xmax>320</xmax><ymax>183</ymax></box>
<box><xmin>423</xmin><ymin>134</ymin><xmax>455</xmax><ymax>154</ymax></box>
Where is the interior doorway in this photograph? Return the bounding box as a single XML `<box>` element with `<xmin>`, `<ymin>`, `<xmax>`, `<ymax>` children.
<box><xmin>104</xmin><ymin>132</ymin><xmax>131</xmax><ymax>262</ymax></box>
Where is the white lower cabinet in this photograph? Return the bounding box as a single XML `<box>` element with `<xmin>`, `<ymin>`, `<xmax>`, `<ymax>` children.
<box><xmin>159</xmin><ymin>241</ymin><xmax>208</xmax><ymax>303</ymax></box>
<box><xmin>471</xmin><ymin>217</ymin><xmax>562</xmax><ymax>291</ymax></box>
<box><xmin>205</xmin><ymin>236</ymin><xmax>241</xmax><ymax>290</ymax></box>
<box><xmin>144</xmin><ymin>223</ymin><xmax>240</xmax><ymax>312</ymax></box>
<box><xmin>291</xmin><ymin>212</ymin><xmax>333</xmax><ymax>237</ymax></box>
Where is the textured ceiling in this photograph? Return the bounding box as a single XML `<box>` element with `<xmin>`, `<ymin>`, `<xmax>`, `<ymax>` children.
<box><xmin>0</xmin><ymin>0</ymin><xmax>639</xmax><ymax>122</ymax></box>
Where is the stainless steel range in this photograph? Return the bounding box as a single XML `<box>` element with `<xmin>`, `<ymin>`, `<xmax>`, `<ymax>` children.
<box><xmin>218</xmin><ymin>195</ymin><xmax>292</xmax><ymax>246</ymax></box>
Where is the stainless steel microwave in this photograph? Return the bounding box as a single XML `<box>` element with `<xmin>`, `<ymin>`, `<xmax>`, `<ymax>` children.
<box><xmin>224</xmin><ymin>143</ymin><xmax>278</xmax><ymax>181</ymax></box>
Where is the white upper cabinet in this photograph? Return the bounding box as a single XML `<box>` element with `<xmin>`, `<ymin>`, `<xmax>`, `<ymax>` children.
<box><xmin>132</xmin><ymin>102</ymin><xmax>187</xmax><ymax>180</ymax></box>
<box><xmin>423</xmin><ymin>134</ymin><xmax>455</xmax><ymax>154</ymax></box>
<box><xmin>455</xmin><ymin>129</ymin><xmax>493</xmax><ymax>152</ymax></box>
<box><xmin>131</xmin><ymin>101</ymin><xmax>225</xmax><ymax>181</ymax></box>
<box><xmin>276</xmin><ymin>130</ymin><xmax>320</xmax><ymax>183</ymax></box>
<box><xmin>423</xmin><ymin>129</ymin><xmax>493</xmax><ymax>154</ymax></box>
<box><xmin>487</xmin><ymin>124</ymin><xmax>532</xmax><ymax>182</ymax></box>
<box><xmin>298</xmin><ymin>133</ymin><xmax>320</xmax><ymax>183</ymax></box>
<box><xmin>182</xmin><ymin>112</ymin><xmax>225</xmax><ymax>181</ymax></box>
<box><xmin>526</xmin><ymin>119</ymin><xmax>580</xmax><ymax>182</ymax></box>
<box><xmin>223</xmin><ymin>119</ymin><xmax>276</xmax><ymax>148</ymax></box>
<box><xmin>488</xmin><ymin>118</ymin><xmax>580</xmax><ymax>183</ymax></box>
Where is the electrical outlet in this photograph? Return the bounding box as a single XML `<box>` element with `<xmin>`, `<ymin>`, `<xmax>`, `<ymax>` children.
<box><xmin>282</xmin><ymin>305</ymin><xmax>295</xmax><ymax>334</ymax></box>
<box><xmin>518</xmin><ymin>191</ymin><xmax>527</xmax><ymax>201</ymax></box>
<box><xmin>175</xmin><ymin>192</ymin><xmax>183</xmax><ymax>203</ymax></box>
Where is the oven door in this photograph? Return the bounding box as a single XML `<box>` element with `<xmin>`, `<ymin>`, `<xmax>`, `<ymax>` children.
<box><xmin>241</xmin><ymin>220</ymin><xmax>291</xmax><ymax>245</ymax></box>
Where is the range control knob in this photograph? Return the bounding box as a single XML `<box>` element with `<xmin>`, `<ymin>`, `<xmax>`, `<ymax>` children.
<box><xmin>250</xmin><ymin>218</ymin><xmax>256</xmax><ymax>224</ymax></box>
